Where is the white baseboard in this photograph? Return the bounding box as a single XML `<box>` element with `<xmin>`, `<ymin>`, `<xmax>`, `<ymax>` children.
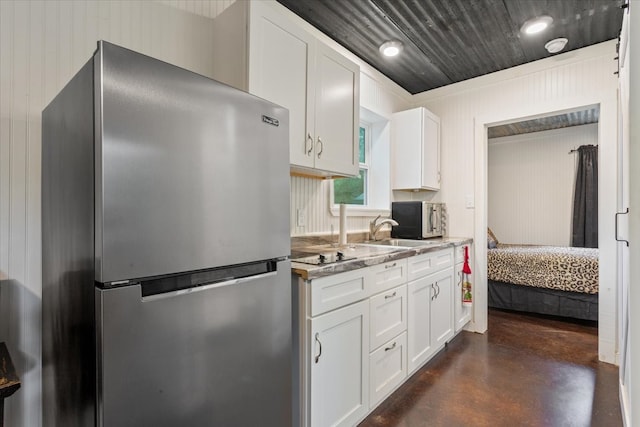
<box><xmin>619</xmin><ymin>379</ymin><xmax>631</xmax><ymax>427</ymax></box>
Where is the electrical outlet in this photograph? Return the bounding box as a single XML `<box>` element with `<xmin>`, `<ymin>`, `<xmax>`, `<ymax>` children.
<box><xmin>296</xmin><ymin>208</ymin><xmax>306</xmax><ymax>227</ymax></box>
<box><xmin>465</xmin><ymin>195</ymin><xmax>474</xmax><ymax>209</ymax></box>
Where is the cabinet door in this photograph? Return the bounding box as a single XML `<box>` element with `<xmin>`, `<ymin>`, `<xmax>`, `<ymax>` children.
<box><xmin>391</xmin><ymin>107</ymin><xmax>440</xmax><ymax>191</ymax></box>
<box><xmin>431</xmin><ymin>268</ymin><xmax>454</xmax><ymax>348</ymax></box>
<box><xmin>454</xmin><ymin>263</ymin><xmax>471</xmax><ymax>333</ymax></box>
<box><xmin>407</xmin><ymin>275</ymin><xmax>433</xmax><ymax>374</ymax></box>
<box><xmin>248</xmin><ymin>3</ymin><xmax>315</xmax><ymax>169</ymax></box>
<box><xmin>310</xmin><ymin>300</ymin><xmax>369</xmax><ymax>427</ymax></box>
<box><xmin>313</xmin><ymin>42</ymin><xmax>359</xmax><ymax>176</ymax></box>
<box><xmin>421</xmin><ymin>108</ymin><xmax>440</xmax><ymax>190</ymax></box>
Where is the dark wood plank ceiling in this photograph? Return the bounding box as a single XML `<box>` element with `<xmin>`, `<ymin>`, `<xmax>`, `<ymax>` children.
<box><xmin>488</xmin><ymin>107</ymin><xmax>600</xmax><ymax>138</ymax></box>
<box><xmin>276</xmin><ymin>0</ymin><xmax>625</xmax><ymax>94</ymax></box>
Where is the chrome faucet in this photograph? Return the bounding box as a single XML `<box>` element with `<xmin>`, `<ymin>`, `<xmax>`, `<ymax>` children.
<box><xmin>369</xmin><ymin>215</ymin><xmax>399</xmax><ymax>241</ymax></box>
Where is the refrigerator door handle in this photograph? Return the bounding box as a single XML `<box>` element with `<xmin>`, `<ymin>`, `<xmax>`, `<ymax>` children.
<box><xmin>141</xmin><ymin>271</ymin><xmax>278</xmax><ymax>302</ymax></box>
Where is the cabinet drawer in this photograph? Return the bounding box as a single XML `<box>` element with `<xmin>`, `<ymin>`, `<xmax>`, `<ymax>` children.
<box><xmin>407</xmin><ymin>248</ymin><xmax>453</xmax><ymax>281</ymax></box>
<box><xmin>310</xmin><ymin>268</ymin><xmax>369</xmax><ymax>316</ymax></box>
<box><xmin>369</xmin><ymin>285</ymin><xmax>407</xmax><ymax>351</ymax></box>
<box><xmin>369</xmin><ymin>332</ymin><xmax>407</xmax><ymax>408</ymax></box>
<box><xmin>369</xmin><ymin>258</ymin><xmax>408</xmax><ymax>295</ymax></box>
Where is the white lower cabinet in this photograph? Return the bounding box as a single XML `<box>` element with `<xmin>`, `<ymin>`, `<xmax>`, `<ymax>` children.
<box><xmin>430</xmin><ymin>268</ymin><xmax>454</xmax><ymax>350</ymax></box>
<box><xmin>299</xmin><ymin>245</ymin><xmax>467</xmax><ymax>427</ymax></box>
<box><xmin>407</xmin><ymin>249</ymin><xmax>454</xmax><ymax>375</ymax></box>
<box><xmin>407</xmin><ymin>275</ymin><xmax>434</xmax><ymax>373</ymax></box>
<box><xmin>310</xmin><ymin>300</ymin><xmax>369</xmax><ymax>427</ymax></box>
<box><xmin>454</xmin><ymin>245</ymin><xmax>472</xmax><ymax>332</ymax></box>
<box><xmin>369</xmin><ymin>332</ymin><xmax>407</xmax><ymax>408</ymax></box>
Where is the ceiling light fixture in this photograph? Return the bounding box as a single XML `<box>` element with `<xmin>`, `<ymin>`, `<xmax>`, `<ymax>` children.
<box><xmin>379</xmin><ymin>40</ymin><xmax>403</xmax><ymax>57</ymax></box>
<box><xmin>545</xmin><ymin>37</ymin><xmax>568</xmax><ymax>53</ymax></box>
<box><xmin>520</xmin><ymin>15</ymin><xmax>553</xmax><ymax>35</ymax></box>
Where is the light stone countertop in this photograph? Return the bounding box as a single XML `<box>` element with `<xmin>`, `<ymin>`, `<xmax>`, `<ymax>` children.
<box><xmin>291</xmin><ymin>237</ymin><xmax>473</xmax><ymax>280</ymax></box>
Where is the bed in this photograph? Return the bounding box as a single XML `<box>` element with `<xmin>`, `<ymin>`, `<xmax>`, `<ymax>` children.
<box><xmin>486</xmin><ymin>230</ymin><xmax>599</xmax><ymax>321</ymax></box>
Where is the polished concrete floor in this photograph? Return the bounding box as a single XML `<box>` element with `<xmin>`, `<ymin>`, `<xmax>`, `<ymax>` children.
<box><xmin>360</xmin><ymin>309</ymin><xmax>622</xmax><ymax>427</ymax></box>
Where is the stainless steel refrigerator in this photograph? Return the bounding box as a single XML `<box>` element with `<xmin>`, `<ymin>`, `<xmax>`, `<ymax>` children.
<box><xmin>42</xmin><ymin>41</ymin><xmax>292</xmax><ymax>427</ymax></box>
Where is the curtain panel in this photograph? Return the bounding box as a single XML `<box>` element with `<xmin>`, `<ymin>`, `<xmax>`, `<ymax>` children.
<box><xmin>571</xmin><ymin>145</ymin><xmax>598</xmax><ymax>248</ymax></box>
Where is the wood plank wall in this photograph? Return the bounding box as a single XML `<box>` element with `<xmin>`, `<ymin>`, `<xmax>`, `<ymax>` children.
<box><xmin>0</xmin><ymin>2</ymin><xmax>227</xmax><ymax>426</ymax></box>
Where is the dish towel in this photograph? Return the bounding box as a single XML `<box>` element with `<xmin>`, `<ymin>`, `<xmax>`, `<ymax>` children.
<box><xmin>462</xmin><ymin>245</ymin><xmax>473</xmax><ymax>306</ymax></box>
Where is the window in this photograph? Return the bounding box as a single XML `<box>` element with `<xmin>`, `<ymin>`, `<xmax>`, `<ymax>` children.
<box><xmin>333</xmin><ymin>125</ymin><xmax>370</xmax><ymax>205</ymax></box>
<box><xmin>329</xmin><ymin>107</ymin><xmax>391</xmax><ymax>217</ymax></box>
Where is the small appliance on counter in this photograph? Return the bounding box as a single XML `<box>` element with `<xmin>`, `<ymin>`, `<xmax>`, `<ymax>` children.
<box><xmin>390</xmin><ymin>201</ymin><xmax>446</xmax><ymax>239</ymax></box>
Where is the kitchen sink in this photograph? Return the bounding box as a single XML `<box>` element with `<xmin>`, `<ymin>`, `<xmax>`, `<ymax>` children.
<box><xmin>292</xmin><ymin>243</ymin><xmax>401</xmax><ymax>265</ymax></box>
<box><xmin>362</xmin><ymin>239</ymin><xmax>442</xmax><ymax>248</ymax></box>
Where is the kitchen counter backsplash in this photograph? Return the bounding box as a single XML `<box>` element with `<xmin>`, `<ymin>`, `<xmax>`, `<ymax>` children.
<box><xmin>291</xmin><ymin>234</ymin><xmax>473</xmax><ymax>280</ymax></box>
<box><xmin>291</xmin><ymin>230</ymin><xmax>390</xmax><ymax>250</ymax></box>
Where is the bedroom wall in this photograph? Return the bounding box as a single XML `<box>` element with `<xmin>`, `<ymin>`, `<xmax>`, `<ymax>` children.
<box><xmin>488</xmin><ymin>124</ymin><xmax>598</xmax><ymax>246</ymax></box>
<box><xmin>412</xmin><ymin>40</ymin><xmax>619</xmax><ymax>364</ymax></box>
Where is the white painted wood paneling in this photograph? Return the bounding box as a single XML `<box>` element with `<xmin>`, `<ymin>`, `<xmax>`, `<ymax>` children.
<box><xmin>159</xmin><ymin>0</ymin><xmax>235</xmax><ymax>19</ymax></box>
<box><xmin>488</xmin><ymin>124</ymin><xmax>598</xmax><ymax>246</ymax></box>
<box><xmin>414</xmin><ymin>40</ymin><xmax>619</xmax><ymax>364</ymax></box>
<box><xmin>0</xmin><ymin>2</ymin><xmax>228</xmax><ymax>426</ymax></box>
<box><xmin>621</xmin><ymin>4</ymin><xmax>639</xmax><ymax>426</ymax></box>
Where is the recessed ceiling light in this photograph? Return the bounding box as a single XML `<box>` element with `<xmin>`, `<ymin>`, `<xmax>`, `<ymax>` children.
<box><xmin>379</xmin><ymin>40</ymin><xmax>403</xmax><ymax>57</ymax></box>
<box><xmin>545</xmin><ymin>37</ymin><xmax>568</xmax><ymax>53</ymax></box>
<box><xmin>521</xmin><ymin>15</ymin><xmax>553</xmax><ymax>35</ymax></box>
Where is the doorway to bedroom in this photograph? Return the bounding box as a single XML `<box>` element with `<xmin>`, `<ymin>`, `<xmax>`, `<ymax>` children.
<box><xmin>486</xmin><ymin>109</ymin><xmax>600</xmax><ymax>327</ymax></box>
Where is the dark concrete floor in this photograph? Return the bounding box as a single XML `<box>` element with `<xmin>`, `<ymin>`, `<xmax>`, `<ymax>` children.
<box><xmin>359</xmin><ymin>309</ymin><xmax>622</xmax><ymax>427</ymax></box>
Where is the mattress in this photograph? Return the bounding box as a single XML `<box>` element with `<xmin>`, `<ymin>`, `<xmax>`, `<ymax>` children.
<box><xmin>487</xmin><ymin>244</ymin><xmax>599</xmax><ymax>294</ymax></box>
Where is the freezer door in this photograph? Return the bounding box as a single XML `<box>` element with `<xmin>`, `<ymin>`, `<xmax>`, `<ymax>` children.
<box><xmin>96</xmin><ymin>260</ymin><xmax>292</xmax><ymax>427</ymax></box>
<box><xmin>95</xmin><ymin>41</ymin><xmax>290</xmax><ymax>283</ymax></box>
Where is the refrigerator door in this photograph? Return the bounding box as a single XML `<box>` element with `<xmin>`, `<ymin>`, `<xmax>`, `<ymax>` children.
<box><xmin>95</xmin><ymin>41</ymin><xmax>290</xmax><ymax>283</ymax></box>
<box><xmin>96</xmin><ymin>260</ymin><xmax>292</xmax><ymax>427</ymax></box>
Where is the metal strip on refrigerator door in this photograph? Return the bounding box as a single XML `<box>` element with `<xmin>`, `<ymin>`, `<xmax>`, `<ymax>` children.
<box><xmin>141</xmin><ymin>271</ymin><xmax>279</xmax><ymax>302</ymax></box>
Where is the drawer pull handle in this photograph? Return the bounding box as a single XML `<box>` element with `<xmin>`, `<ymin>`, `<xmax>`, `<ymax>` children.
<box><xmin>314</xmin><ymin>333</ymin><xmax>322</xmax><ymax>364</ymax></box>
<box><xmin>385</xmin><ymin>262</ymin><xmax>397</xmax><ymax>269</ymax></box>
<box><xmin>385</xmin><ymin>291</ymin><xmax>397</xmax><ymax>299</ymax></box>
<box><xmin>306</xmin><ymin>133</ymin><xmax>314</xmax><ymax>156</ymax></box>
<box><xmin>384</xmin><ymin>342</ymin><xmax>397</xmax><ymax>352</ymax></box>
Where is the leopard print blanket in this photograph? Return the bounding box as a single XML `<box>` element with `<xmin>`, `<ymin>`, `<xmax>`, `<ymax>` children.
<box><xmin>488</xmin><ymin>244</ymin><xmax>598</xmax><ymax>294</ymax></box>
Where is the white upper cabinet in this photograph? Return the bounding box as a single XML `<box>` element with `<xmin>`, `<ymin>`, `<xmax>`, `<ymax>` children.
<box><xmin>312</xmin><ymin>43</ymin><xmax>360</xmax><ymax>175</ymax></box>
<box><xmin>212</xmin><ymin>1</ymin><xmax>359</xmax><ymax>178</ymax></box>
<box><xmin>391</xmin><ymin>107</ymin><xmax>441</xmax><ymax>191</ymax></box>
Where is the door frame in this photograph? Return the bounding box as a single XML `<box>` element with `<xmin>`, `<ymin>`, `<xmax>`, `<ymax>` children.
<box><xmin>472</xmin><ymin>93</ymin><xmax>619</xmax><ymax>364</ymax></box>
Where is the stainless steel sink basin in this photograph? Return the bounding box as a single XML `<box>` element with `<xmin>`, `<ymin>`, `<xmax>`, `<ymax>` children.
<box><xmin>363</xmin><ymin>239</ymin><xmax>441</xmax><ymax>248</ymax></box>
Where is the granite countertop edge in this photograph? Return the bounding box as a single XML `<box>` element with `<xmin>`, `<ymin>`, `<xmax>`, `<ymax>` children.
<box><xmin>292</xmin><ymin>237</ymin><xmax>473</xmax><ymax>280</ymax></box>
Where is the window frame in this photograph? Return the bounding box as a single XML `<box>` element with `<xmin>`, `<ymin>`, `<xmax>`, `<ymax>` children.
<box><xmin>329</xmin><ymin>119</ymin><xmax>390</xmax><ymax>217</ymax></box>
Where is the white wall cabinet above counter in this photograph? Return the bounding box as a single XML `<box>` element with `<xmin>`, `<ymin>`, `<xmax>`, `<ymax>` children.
<box><xmin>212</xmin><ymin>1</ymin><xmax>359</xmax><ymax>178</ymax></box>
<box><xmin>392</xmin><ymin>107</ymin><xmax>441</xmax><ymax>191</ymax></box>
